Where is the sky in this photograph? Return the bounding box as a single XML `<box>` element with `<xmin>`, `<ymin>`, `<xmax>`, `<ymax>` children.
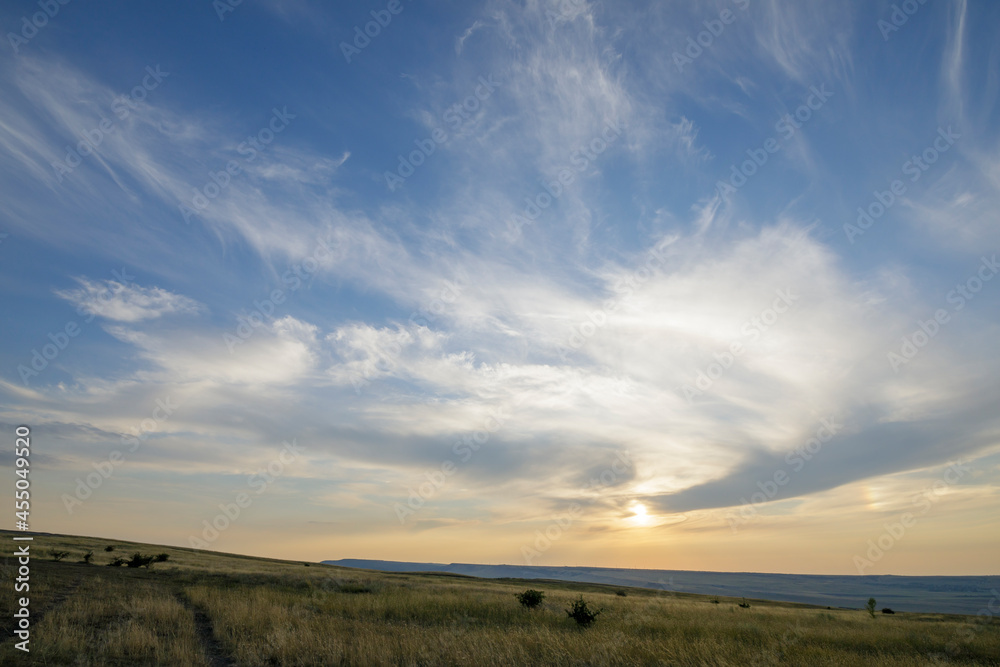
<box><xmin>0</xmin><ymin>0</ymin><xmax>998</xmax><ymax>576</ymax></box>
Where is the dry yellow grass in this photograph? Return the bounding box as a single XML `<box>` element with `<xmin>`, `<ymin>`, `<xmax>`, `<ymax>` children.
<box><xmin>184</xmin><ymin>577</ymin><xmax>1000</xmax><ymax>666</ymax></box>
<box><xmin>1</xmin><ymin>530</ymin><xmax>997</xmax><ymax>666</ymax></box>
<box><xmin>6</xmin><ymin>574</ymin><xmax>208</xmax><ymax>666</ymax></box>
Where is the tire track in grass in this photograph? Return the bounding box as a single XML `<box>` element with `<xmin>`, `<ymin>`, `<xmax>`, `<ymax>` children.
<box><xmin>174</xmin><ymin>590</ymin><xmax>236</xmax><ymax>667</ymax></box>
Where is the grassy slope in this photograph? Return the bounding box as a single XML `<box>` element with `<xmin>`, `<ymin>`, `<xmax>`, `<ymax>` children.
<box><xmin>0</xmin><ymin>531</ymin><xmax>997</xmax><ymax>666</ymax></box>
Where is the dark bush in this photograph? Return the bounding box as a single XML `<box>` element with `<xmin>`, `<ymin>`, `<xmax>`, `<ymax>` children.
<box><xmin>738</xmin><ymin>598</ymin><xmax>751</xmax><ymax>608</ymax></box>
<box><xmin>108</xmin><ymin>557</ymin><xmax>126</xmax><ymax>567</ymax></box>
<box><xmin>81</xmin><ymin>551</ymin><xmax>94</xmax><ymax>564</ymax></box>
<box><xmin>126</xmin><ymin>552</ymin><xmax>155</xmax><ymax>568</ymax></box>
<box><xmin>515</xmin><ymin>589</ymin><xmax>546</xmax><ymax>609</ymax></box>
<box><xmin>566</xmin><ymin>596</ymin><xmax>602</xmax><ymax>627</ymax></box>
<box><xmin>154</xmin><ymin>553</ymin><xmax>170</xmax><ymax>563</ymax></box>
<box><xmin>335</xmin><ymin>579</ymin><xmax>381</xmax><ymax>594</ymax></box>
<box><xmin>104</xmin><ymin>545</ymin><xmax>115</xmax><ymax>552</ymax></box>
<box><xmin>866</xmin><ymin>597</ymin><xmax>877</xmax><ymax>618</ymax></box>
<box><xmin>50</xmin><ymin>550</ymin><xmax>69</xmax><ymax>562</ymax></box>
<box><xmin>615</xmin><ymin>590</ymin><xmax>628</xmax><ymax>597</ymax></box>
<box><xmin>882</xmin><ymin>608</ymin><xmax>895</xmax><ymax>614</ymax></box>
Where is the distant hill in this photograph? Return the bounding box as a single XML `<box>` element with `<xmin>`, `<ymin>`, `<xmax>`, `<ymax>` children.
<box><xmin>323</xmin><ymin>559</ymin><xmax>998</xmax><ymax>615</ymax></box>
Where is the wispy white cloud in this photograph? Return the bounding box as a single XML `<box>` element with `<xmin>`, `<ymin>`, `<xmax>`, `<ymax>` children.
<box><xmin>55</xmin><ymin>278</ymin><xmax>204</xmax><ymax>322</ymax></box>
<box><xmin>104</xmin><ymin>314</ymin><xmax>319</xmax><ymax>386</ymax></box>
<box><xmin>456</xmin><ymin>19</ymin><xmax>486</xmax><ymax>54</ymax></box>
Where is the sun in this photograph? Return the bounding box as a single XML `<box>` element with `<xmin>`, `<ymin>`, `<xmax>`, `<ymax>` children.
<box><xmin>627</xmin><ymin>502</ymin><xmax>653</xmax><ymax>527</ymax></box>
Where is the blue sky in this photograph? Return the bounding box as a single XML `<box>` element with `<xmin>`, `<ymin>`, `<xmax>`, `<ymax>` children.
<box><xmin>1</xmin><ymin>0</ymin><xmax>998</xmax><ymax>574</ymax></box>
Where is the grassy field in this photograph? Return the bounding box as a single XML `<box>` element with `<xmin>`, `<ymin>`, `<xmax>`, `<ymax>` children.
<box><xmin>1</xmin><ymin>531</ymin><xmax>997</xmax><ymax>666</ymax></box>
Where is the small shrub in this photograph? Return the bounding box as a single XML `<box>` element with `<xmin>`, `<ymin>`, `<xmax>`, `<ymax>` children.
<box><xmin>882</xmin><ymin>607</ymin><xmax>895</xmax><ymax>614</ymax></box>
<box><xmin>515</xmin><ymin>589</ymin><xmax>546</xmax><ymax>609</ymax></box>
<box><xmin>81</xmin><ymin>551</ymin><xmax>94</xmax><ymax>564</ymax></box>
<box><xmin>50</xmin><ymin>550</ymin><xmax>69</xmax><ymax>562</ymax></box>
<box><xmin>108</xmin><ymin>557</ymin><xmax>125</xmax><ymax>567</ymax></box>
<box><xmin>126</xmin><ymin>552</ymin><xmax>155</xmax><ymax>569</ymax></box>
<box><xmin>104</xmin><ymin>545</ymin><xmax>115</xmax><ymax>552</ymax></box>
<box><xmin>154</xmin><ymin>553</ymin><xmax>170</xmax><ymax>563</ymax></box>
<box><xmin>710</xmin><ymin>598</ymin><xmax>720</xmax><ymax>604</ymax></box>
<box><xmin>615</xmin><ymin>590</ymin><xmax>628</xmax><ymax>597</ymax></box>
<box><xmin>738</xmin><ymin>598</ymin><xmax>751</xmax><ymax>608</ymax></box>
<box><xmin>335</xmin><ymin>579</ymin><xmax>381</xmax><ymax>594</ymax></box>
<box><xmin>866</xmin><ymin>597</ymin><xmax>877</xmax><ymax>618</ymax></box>
<box><xmin>566</xmin><ymin>596</ymin><xmax>602</xmax><ymax>627</ymax></box>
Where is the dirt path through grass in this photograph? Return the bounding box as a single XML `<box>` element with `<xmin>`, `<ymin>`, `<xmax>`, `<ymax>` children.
<box><xmin>174</xmin><ymin>590</ymin><xmax>236</xmax><ymax>667</ymax></box>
